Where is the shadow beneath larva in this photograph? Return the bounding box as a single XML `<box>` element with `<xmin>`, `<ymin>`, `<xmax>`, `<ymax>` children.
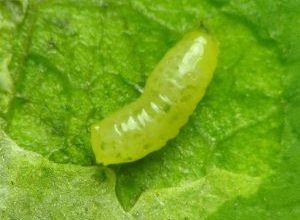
<box><xmin>110</xmin><ymin>143</ymin><xmax>174</xmax><ymax>211</ymax></box>
<box><xmin>107</xmin><ymin>111</ymin><xmax>213</xmax><ymax>211</ymax></box>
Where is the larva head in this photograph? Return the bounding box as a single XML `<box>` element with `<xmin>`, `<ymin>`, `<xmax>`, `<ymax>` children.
<box><xmin>145</xmin><ymin>30</ymin><xmax>218</xmax><ymax>103</ymax></box>
<box><xmin>179</xmin><ymin>31</ymin><xmax>219</xmax><ymax>105</ymax></box>
<box><xmin>174</xmin><ymin>30</ymin><xmax>218</xmax><ymax>84</ymax></box>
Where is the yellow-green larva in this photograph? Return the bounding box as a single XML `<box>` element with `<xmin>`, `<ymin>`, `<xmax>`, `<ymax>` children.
<box><xmin>91</xmin><ymin>30</ymin><xmax>218</xmax><ymax>165</ymax></box>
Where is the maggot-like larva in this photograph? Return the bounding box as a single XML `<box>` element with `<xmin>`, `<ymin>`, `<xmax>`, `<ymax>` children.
<box><xmin>91</xmin><ymin>30</ymin><xmax>218</xmax><ymax>165</ymax></box>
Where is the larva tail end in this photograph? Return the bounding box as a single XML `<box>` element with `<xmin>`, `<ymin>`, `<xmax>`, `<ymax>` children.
<box><xmin>91</xmin><ymin>123</ymin><xmax>104</xmax><ymax>164</ymax></box>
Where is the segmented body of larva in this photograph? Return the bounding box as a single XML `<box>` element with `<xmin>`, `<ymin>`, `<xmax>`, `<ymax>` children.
<box><xmin>91</xmin><ymin>31</ymin><xmax>218</xmax><ymax>165</ymax></box>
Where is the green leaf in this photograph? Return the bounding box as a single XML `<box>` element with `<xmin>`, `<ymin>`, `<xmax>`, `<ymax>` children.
<box><xmin>0</xmin><ymin>131</ymin><xmax>128</xmax><ymax>219</ymax></box>
<box><xmin>0</xmin><ymin>0</ymin><xmax>299</xmax><ymax>219</ymax></box>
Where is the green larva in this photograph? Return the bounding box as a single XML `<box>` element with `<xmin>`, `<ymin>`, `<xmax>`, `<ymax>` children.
<box><xmin>91</xmin><ymin>30</ymin><xmax>218</xmax><ymax>165</ymax></box>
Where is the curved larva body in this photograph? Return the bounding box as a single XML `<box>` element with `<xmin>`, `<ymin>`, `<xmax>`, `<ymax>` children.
<box><xmin>91</xmin><ymin>31</ymin><xmax>218</xmax><ymax>165</ymax></box>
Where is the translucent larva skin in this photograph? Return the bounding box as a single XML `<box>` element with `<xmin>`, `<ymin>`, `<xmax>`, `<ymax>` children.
<box><xmin>91</xmin><ymin>31</ymin><xmax>218</xmax><ymax>165</ymax></box>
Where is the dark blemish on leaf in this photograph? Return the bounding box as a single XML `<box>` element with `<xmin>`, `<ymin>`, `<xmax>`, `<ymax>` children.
<box><xmin>95</xmin><ymin>170</ymin><xmax>108</xmax><ymax>182</ymax></box>
<box><xmin>47</xmin><ymin>38</ymin><xmax>58</xmax><ymax>50</ymax></box>
<box><xmin>132</xmin><ymin>211</ymin><xmax>140</xmax><ymax>217</ymax></box>
<box><xmin>41</xmin><ymin>167</ymin><xmax>54</xmax><ymax>178</ymax></box>
<box><xmin>49</xmin><ymin>17</ymin><xmax>77</xmax><ymax>37</ymax></box>
<box><xmin>99</xmin><ymin>171</ymin><xmax>108</xmax><ymax>182</ymax></box>
<box><xmin>100</xmin><ymin>0</ymin><xmax>110</xmax><ymax>9</ymax></box>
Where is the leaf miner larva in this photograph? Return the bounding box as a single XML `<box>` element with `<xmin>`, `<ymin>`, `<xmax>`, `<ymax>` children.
<box><xmin>91</xmin><ymin>30</ymin><xmax>218</xmax><ymax>165</ymax></box>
